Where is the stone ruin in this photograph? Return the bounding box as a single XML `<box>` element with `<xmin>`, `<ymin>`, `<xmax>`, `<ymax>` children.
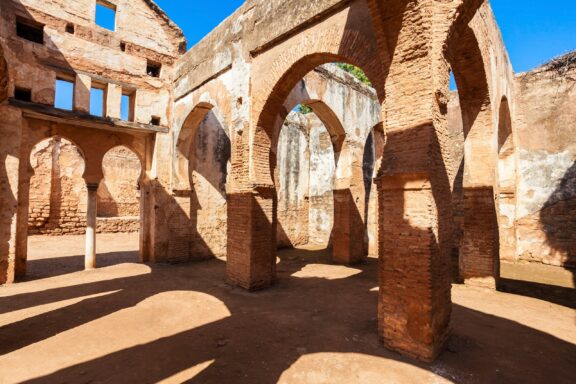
<box><xmin>0</xmin><ymin>0</ymin><xmax>574</xmax><ymax>362</ymax></box>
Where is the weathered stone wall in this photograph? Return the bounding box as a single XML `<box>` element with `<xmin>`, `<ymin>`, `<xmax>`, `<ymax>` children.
<box><xmin>0</xmin><ymin>0</ymin><xmax>184</xmax><ymax>281</ymax></box>
<box><xmin>276</xmin><ymin>110</ymin><xmax>336</xmax><ymax>249</ymax></box>
<box><xmin>1</xmin><ymin>0</ymin><xmax>184</xmax><ymax>125</ymax></box>
<box><xmin>189</xmin><ymin>111</ymin><xmax>230</xmax><ymax>259</ymax></box>
<box><xmin>27</xmin><ymin>140</ymin><xmax>141</xmax><ymax>235</ymax></box>
<box><xmin>447</xmin><ymin>92</ymin><xmax>465</xmax><ymax>262</ymax></box>
<box><xmin>273</xmin><ymin>64</ymin><xmax>380</xmax><ymax>251</ymax></box>
<box><xmin>276</xmin><ymin>113</ymin><xmax>311</xmax><ymax>248</ymax></box>
<box><xmin>98</xmin><ymin>146</ymin><xmax>141</xmax><ymax>218</ymax></box>
<box><xmin>515</xmin><ymin>54</ymin><xmax>576</xmax><ymax>268</ymax></box>
<box><xmin>308</xmin><ymin>116</ymin><xmax>336</xmax><ymax>246</ymax></box>
<box><xmin>28</xmin><ymin>138</ymin><xmax>87</xmax><ymax>235</ymax></box>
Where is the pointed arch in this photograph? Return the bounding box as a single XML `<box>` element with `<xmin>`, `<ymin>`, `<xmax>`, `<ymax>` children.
<box><xmin>173</xmin><ymin>102</ymin><xmax>215</xmax><ymax>192</ymax></box>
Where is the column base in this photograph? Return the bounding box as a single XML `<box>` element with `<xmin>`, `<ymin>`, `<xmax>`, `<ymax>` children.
<box><xmin>226</xmin><ymin>188</ymin><xmax>276</xmax><ymax>291</ymax></box>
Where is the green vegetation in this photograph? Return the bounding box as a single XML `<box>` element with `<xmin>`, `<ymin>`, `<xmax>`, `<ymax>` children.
<box><xmin>336</xmin><ymin>63</ymin><xmax>372</xmax><ymax>86</ymax></box>
<box><xmin>297</xmin><ymin>104</ymin><xmax>313</xmax><ymax>114</ymax></box>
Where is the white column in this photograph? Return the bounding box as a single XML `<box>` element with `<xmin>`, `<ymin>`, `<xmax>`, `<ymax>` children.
<box><xmin>85</xmin><ymin>183</ymin><xmax>98</xmax><ymax>269</ymax></box>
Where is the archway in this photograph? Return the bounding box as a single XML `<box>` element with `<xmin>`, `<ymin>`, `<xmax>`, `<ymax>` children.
<box><xmin>228</xmin><ymin>55</ymin><xmax>383</xmax><ymax>290</ymax></box>
<box><xmin>95</xmin><ymin>145</ymin><xmax>143</xmax><ymax>268</ymax></box>
<box><xmin>168</xmin><ymin>103</ymin><xmax>231</xmax><ymax>262</ymax></box>
<box><xmin>446</xmin><ymin>24</ymin><xmax>500</xmax><ymax>289</ymax></box>
<box><xmin>269</xmin><ymin>64</ymin><xmax>379</xmax><ymax>267</ymax></box>
<box><xmin>25</xmin><ymin>136</ymin><xmax>89</xmax><ymax>278</ymax></box>
<box><xmin>274</xmin><ymin>104</ymin><xmax>340</xmax><ymax>253</ymax></box>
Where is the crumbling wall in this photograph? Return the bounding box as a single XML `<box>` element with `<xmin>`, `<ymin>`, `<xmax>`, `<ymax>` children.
<box><xmin>28</xmin><ymin>138</ymin><xmax>87</xmax><ymax>235</ymax></box>
<box><xmin>97</xmin><ymin>146</ymin><xmax>141</xmax><ymax>233</ymax></box>
<box><xmin>515</xmin><ymin>54</ymin><xmax>576</xmax><ymax>268</ymax></box>
<box><xmin>275</xmin><ymin>111</ymin><xmax>336</xmax><ymax>249</ymax></box>
<box><xmin>189</xmin><ymin>111</ymin><xmax>230</xmax><ymax>259</ymax></box>
<box><xmin>98</xmin><ymin>146</ymin><xmax>141</xmax><ymax>218</ymax></box>
<box><xmin>308</xmin><ymin>116</ymin><xmax>335</xmax><ymax>246</ymax></box>
<box><xmin>1</xmin><ymin>0</ymin><xmax>184</xmax><ymax>125</ymax></box>
<box><xmin>276</xmin><ymin>113</ymin><xmax>311</xmax><ymax>248</ymax></box>
<box><xmin>28</xmin><ymin>139</ymin><xmax>141</xmax><ymax>235</ymax></box>
<box><xmin>275</xmin><ymin>64</ymin><xmax>380</xmax><ymax>251</ymax></box>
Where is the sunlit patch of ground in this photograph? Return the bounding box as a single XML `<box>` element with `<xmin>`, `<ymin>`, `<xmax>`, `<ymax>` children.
<box><xmin>0</xmin><ymin>234</ymin><xmax>574</xmax><ymax>384</ymax></box>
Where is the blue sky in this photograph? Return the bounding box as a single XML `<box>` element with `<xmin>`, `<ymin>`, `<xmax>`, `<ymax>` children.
<box><xmin>155</xmin><ymin>0</ymin><xmax>244</xmax><ymax>48</ymax></box>
<box><xmin>490</xmin><ymin>0</ymin><xmax>576</xmax><ymax>72</ymax></box>
<box><xmin>153</xmin><ymin>0</ymin><xmax>575</xmax><ymax>73</ymax></box>
<box><xmin>54</xmin><ymin>1</ymin><xmax>576</xmax><ymax>111</ymax></box>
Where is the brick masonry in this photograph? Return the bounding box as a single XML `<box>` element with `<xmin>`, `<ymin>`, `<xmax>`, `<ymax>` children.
<box><xmin>1</xmin><ymin>0</ymin><xmax>574</xmax><ymax>364</ymax></box>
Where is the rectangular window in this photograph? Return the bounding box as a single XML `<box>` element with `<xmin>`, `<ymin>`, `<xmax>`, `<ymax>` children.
<box><xmin>54</xmin><ymin>78</ymin><xmax>74</xmax><ymax>111</ymax></box>
<box><xmin>150</xmin><ymin>116</ymin><xmax>161</xmax><ymax>126</ymax></box>
<box><xmin>14</xmin><ymin>87</ymin><xmax>32</xmax><ymax>102</ymax></box>
<box><xmin>120</xmin><ymin>90</ymin><xmax>135</xmax><ymax>121</ymax></box>
<box><xmin>90</xmin><ymin>86</ymin><xmax>105</xmax><ymax>117</ymax></box>
<box><xmin>95</xmin><ymin>1</ymin><xmax>116</xmax><ymax>31</ymax></box>
<box><xmin>146</xmin><ymin>60</ymin><xmax>161</xmax><ymax>78</ymax></box>
<box><xmin>16</xmin><ymin>17</ymin><xmax>44</xmax><ymax>44</ymax></box>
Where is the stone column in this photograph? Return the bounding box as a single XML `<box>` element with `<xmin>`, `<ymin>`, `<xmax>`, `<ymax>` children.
<box><xmin>85</xmin><ymin>183</ymin><xmax>98</xmax><ymax>270</ymax></box>
<box><xmin>226</xmin><ymin>186</ymin><xmax>276</xmax><ymax>290</ymax></box>
<box><xmin>15</xmin><ymin>168</ymin><xmax>32</xmax><ymax>278</ymax></box>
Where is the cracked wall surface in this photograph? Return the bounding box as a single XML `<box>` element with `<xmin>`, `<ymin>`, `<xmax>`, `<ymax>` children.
<box><xmin>515</xmin><ymin>55</ymin><xmax>576</xmax><ymax>268</ymax></box>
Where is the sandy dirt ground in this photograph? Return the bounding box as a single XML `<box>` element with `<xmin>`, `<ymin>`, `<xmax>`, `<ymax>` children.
<box><xmin>0</xmin><ymin>234</ymin><xmax>574</xmax><ymax>384</ymax></box>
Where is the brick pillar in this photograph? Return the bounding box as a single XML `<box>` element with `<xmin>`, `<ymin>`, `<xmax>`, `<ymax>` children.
<box><xmin>332</xmin><ymin>188</ymin><xmax>366</xmax><ymax>264</ymax></box>
<box><xmin>460</xmin><ymin>187</ymin><xmax>499</xmax><ymax>289</ymax></box>
<box><xmin>227</xmin><ymin>186</ymin><xmax>276</xmax><ymax>290</ymax></box>
<box><xmin>377</xmin><ymin>173</ymin><xmax>452</xmax><ymax>362</ymax></box>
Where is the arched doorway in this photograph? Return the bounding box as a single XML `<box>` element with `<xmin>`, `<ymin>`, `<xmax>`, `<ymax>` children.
<box><xmin>228</xmin><ymin>54</ymin><xmax>383</xmax><ymax>290</ymax></box>
<box><xmin>25</xmin><ymin>137</ymin><xmax>88</xmax><ymax>278</ymax></box>
<box><xmin>170</xmin><ymin>103</ymin><xmax>231</xmax><ymax>262</ymax></box>
<box><xmin>95</xmin><ymin>145</ymin><xmax>143</xmax><ymax>268</ymax></box>
<box><xmin>274</xmin><ymin>104</ymin><xmax>339</xmax><ymax>254</ymax></box>
<box><xmin>446</xmin><ymin>24</ymin><xmax>500</xmax><ymax>289</ymax></box>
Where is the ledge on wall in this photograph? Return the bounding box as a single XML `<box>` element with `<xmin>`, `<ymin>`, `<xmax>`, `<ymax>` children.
<box><xmin>8</xmin><ymin>99</ymin><xmax>169</xmax><ymax>134</ymax></box>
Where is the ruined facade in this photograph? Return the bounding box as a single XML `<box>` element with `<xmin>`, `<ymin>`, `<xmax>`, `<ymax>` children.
<box><xmin>28</xmin><ymin>140</ymin><xmax>141</xmax><ymax>235</ymax></box>
<box><xmin>0</xmin><ymin>0</ymin><xmax>574</xmax><ymax>363</ymax></box>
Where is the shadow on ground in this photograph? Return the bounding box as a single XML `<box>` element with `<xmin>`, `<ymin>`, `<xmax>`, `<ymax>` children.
<box><xmin>23</xmin><ymin>250</ymin><xmax>139</xmax><ymax>281</ymax></box>
<box><xmin>0</xmin><ymin>248</ymin><xmax>575</xmax><ymax>383</ymax></box>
